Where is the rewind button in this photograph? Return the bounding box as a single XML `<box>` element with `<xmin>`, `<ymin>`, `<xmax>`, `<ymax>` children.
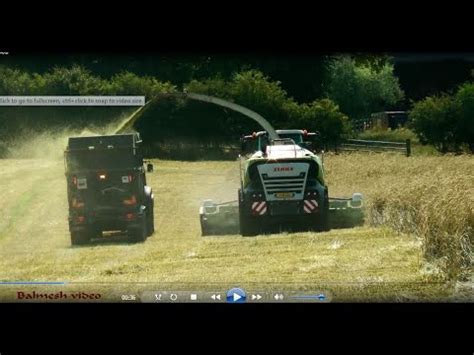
<box><xmin>211</xmin><ymin>294</ymin><xmax>222</xmax><ymax>301</ymax></box>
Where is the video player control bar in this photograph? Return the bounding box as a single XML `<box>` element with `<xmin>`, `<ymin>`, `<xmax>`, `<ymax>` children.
<box><xmin>140</xmin><ymin>289</ymin><xmax>331</xmax><ymax>303</ymax></box>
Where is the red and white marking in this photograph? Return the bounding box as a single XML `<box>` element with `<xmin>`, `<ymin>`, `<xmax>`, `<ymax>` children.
<box><xmin>303</xmin><ymin>199</ymin><xmax>319</xmax><ymax>213</ymax></box>
<box><xmin>251</xmin><ymin>201</ymin><xmax>267</xmax><ymax>215</ymax></box>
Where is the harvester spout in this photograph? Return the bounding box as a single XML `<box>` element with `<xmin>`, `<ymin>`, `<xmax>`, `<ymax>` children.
<box><xmin>185</xmin><ymin>93</ymin><xmax>279</xmax><ymax>140</ymax></box>
<box><xmin>115</xmin><ymin>92</ymin><xmax>280</xmax><ymax>140</ymax></box>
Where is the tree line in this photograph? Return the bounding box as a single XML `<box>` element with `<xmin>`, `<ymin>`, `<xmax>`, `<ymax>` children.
<box><xmin>0</xmin><ymin>56</ymin><xmax>472</xmax><ymax>154</ymax></box>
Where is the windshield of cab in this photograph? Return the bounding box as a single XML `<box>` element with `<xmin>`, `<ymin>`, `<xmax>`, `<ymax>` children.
<box><xmin>278</xmin><ymin>133</ymin><xmax>303</xmax><ymax>144</ymax></box>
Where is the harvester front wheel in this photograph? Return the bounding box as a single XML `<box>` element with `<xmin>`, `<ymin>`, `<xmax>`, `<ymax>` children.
<box><xmin>318</xmin><ymin>209</ymin><xmax>330</xmax><ymax>232</ymax></box>
<box><xmin>317</xmin><ymin>194</ymin><xmax>330</xmax><ymax>232</ymax></box>
<box><xmin>240</xmin><ymin>214</ymin><xmax>258</xmax><ymax>237</ymax></box>
<box><xmin>239</xmin><ymin>190</ymin><xmax>258</xmax><ymax>236</ymax></box>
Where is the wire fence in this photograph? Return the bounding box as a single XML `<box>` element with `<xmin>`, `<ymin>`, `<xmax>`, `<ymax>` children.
<box><xmin>337</xmin><ymin>139</ymin><xmax>411</xmax><ymax>157</ymax></box>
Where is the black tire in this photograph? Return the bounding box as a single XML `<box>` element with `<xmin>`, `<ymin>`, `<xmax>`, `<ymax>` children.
<box><xmin>315</xmin><ymin>193</ymin><xmax>330</xmax><ymax>232</ymax></box>
<box><xmin>200</xmin><ymin>215</ymin><xmax>210</xmax><ymax>236</ymax></box>
<box><xmin>146</xmin><ymin>204</ymin><xmax>155</xmax><ymax>237</ymax></box>
<box><xmin>70</xmin><ymin>231</ymin><xmax>90</xmax><ymax>246</ymax></box>
<box><xmin>129</xmin><ymin>214</ymin><xmax>147</xmax><ymax>243</ymax></box>
<box><xmin>318</xmin><ymin>208</ymin><xmax>330</xmax><ymax>232</ymax></box>
<box><xmin>239</xmin><ymin>210</ymin><xmax>258</xmax><ymax>237</ymax></box>
<box><xmin>239</xmin><ymin>190</ymin><xmax>259</xmax><ymax>237</ymax></box>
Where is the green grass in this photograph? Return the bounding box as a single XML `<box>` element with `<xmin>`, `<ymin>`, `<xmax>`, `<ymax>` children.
<box><xmin>0</xmin><ymin>156</ymin><xmax>470</xmax><ymax>302</ymax></box>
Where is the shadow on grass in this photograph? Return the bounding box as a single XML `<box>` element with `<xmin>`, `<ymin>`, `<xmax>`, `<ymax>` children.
<box><xmin>201</xmin><ymin>214</ymin><xmax>365</xmax><ymax>237</ymax></box>
<box><xmin>70</xmin><ymin>231</ymin><xmax>153</xmax><ymax>247</ymax></box>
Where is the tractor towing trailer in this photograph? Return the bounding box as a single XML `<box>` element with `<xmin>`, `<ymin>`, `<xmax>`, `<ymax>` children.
<box><xmin>64</xmin><ymin>133</ymin><xmax>154</xmax><ymax>245</ymax></box>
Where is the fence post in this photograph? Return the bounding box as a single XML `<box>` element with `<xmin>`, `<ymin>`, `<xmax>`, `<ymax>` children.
<box><xmin>406</xmin><ymin>139</ymin><xmax>411</xmax><ymax>157</ymax></box>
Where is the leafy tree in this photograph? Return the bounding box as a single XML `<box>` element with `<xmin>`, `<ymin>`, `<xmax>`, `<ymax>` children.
<box><xmin>324</xmin><ymin>56</ymin><xmax>404</xmax><ymax>120</ymax></box>
<box><xmin>186</xmin><ymin>75</ymin><xmax>230</xmax><ymax>98</ymax></box>
<box><xmin>409</xmin><ymin>82</ymin><xmax>474</xmax><ymax>153</ymax></box>
<box><xmin>185</xmin><ymin>70</ymin><xmax>349</xmax><ymax>145</ymax></box>
<box><xmin>40</xmin><ymin>65</ymin><xmax>106</xmax><ymax>95</ymax></box>
<box><xmin>296</xmin><ymin>99</ymin><xmax>351</xmax><ymax>149</ymax></box>
<box><xmin>455</xmin><ymin>83</ymin><xmax>474</xmax><ymax>152</ymax></box>
<box><xmin>0</xmin><ymin>67</ymin><xmax>35</xmax><ymax>95</ymax></box>
<box><xmin>0</xmin><ymin>65</ymin><xmax>350</xmax><ymax>149</ymax></box>
<box><xmin>107</xmin><ymin>71</ymin><xmax>176</xmax><ymax>99</ymax></box>
<box><xmin>409</xmin><ymin>94</ymin><xmax>461</xmax><ymax>153</ymax></box>
<box><xmin>185</xmin><ymin>70</ymin><xmax>293</xmax><ymax>135</ymax></box>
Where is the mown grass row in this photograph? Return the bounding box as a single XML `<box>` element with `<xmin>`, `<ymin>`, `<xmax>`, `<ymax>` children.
<box><xmin>325</xmin><ymin>152</ymin><xmax>473</xmax><ymax>280</ymax></box>
<box><xmin>367</xmin><ymin>175</ymin><xmax>473</xmax><ymax>280</ymax></box>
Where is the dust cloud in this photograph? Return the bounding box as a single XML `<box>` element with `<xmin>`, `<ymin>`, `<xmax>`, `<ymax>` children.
<box><xmin>4</xmin><ymin>114</ymin><xmax>138</xmax><ymax>160</ymax></box>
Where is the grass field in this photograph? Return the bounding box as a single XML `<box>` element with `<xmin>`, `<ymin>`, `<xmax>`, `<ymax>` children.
<box><xmin>0</xmin><ymin>151</ymin><xmax>472</xmax><ymax>302</ymax></box>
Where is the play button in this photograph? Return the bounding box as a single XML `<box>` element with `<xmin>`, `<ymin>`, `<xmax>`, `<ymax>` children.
<box><xmin>226</xmin><ymin>288</ymin><xmax>246</xmax><ymax>303</ymax></box>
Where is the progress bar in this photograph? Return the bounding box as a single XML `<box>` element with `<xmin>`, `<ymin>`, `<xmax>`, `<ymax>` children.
<box><xmin>0</xmin><ymin>282</ymin><xmax>67</xmax><ymax>285</ymax></box>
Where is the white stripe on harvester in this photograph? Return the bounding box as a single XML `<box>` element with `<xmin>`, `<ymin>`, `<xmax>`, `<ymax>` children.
<box><xmin>255</xmin><ymin>201</ymin><xmax>266</xmax><ymax>212</ymax></box>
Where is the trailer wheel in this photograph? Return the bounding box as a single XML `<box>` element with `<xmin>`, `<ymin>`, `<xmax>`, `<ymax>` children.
<box><xmin>70</xmin><ymin>231</ymin><xmax>91</xmax><ymax>246</ymax></box>
<box><xmin>146</xmin><ymin>204</ymin><xmax>155</xmax><ymax>237</ymax></box>
<box><xmin>129</xmin><ymin>214</ymin><xmax>147</xmax><ymax>243</ymax></box>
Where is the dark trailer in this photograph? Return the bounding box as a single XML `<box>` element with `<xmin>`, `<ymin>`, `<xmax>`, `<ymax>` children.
<box><xmin>64</xmin><ymin>133</ymin><xmax>154</xmax><ymax>245</ymax></box>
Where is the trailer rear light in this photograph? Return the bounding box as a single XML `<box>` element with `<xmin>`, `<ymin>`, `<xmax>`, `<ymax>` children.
<box><xmin>306</xmin><ymin>191</ymin><xmax>318</xmax><ymax>197</ymax></box>
<box><xmin>123</xmin><ymin>195</ymin><xmax>137</xmax><ymax>205</ymax></box>
<box><xmin>125</xmin><ymin>213</ymin><xmax>136</xmax><ymax>221</ymax></box>
<box><xmin>72</xmin><ymin>176</ymin><xmax>77</xmax><ymax>186</ymax></box>
<box><xmin>72</xmin><ymin>198</ymin><xmax>84</xmax><ymax>208</ymax></box>
<box><xmin>252</xmin><ymin>193</ymin><xmax>264</xmax><ymax>199</ymax></box>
